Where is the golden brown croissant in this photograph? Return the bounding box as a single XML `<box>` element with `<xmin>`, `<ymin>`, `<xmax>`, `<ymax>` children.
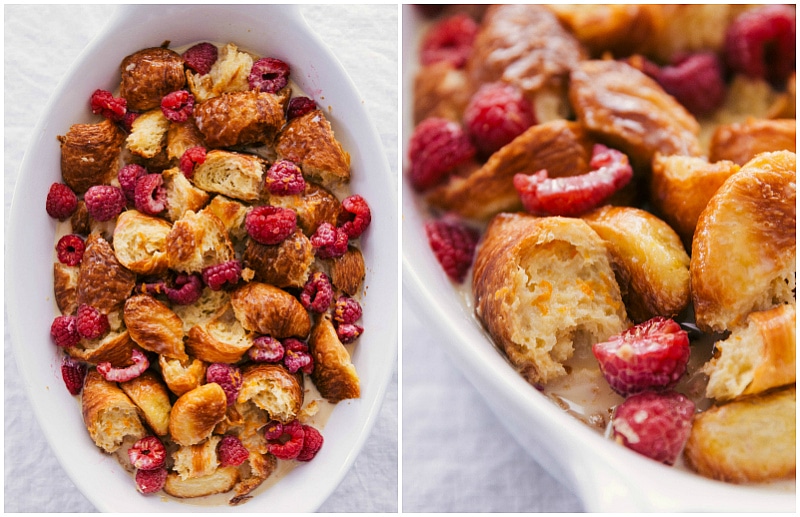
<box><xmin>166</xmin><ymin>209</ymin><xmax>235</xmax><ymax>274</ymax></box>
<box><xmin>119</xmin><ymin>47</ymin><xmax>186</xmax><ymax>112</ymax></box>
<box><xmin>124</xmin><ymin>294</ymin><xmax>187</xmax><ymax>361</ymax></box>
<box><xmin>309</xmin><ymin>314</ymin><xmax>361</xmax><ymax>403</ymax></box>
<box><xmin>237</xmin><ymin>363</ymin><xmax>304</xmax><ymax>423</ymax></box>
<box><xmin>242</xmin><ymin>230</ymin><xmax>314</xmax><ymax>289</ymax></box>
<box><xmin>328</xmin><ymin>245</ymin><xmax>366</xmax><ymax>297</ymax></box>
<box><xmin>193</xmin><ymin>90</ymin><xmax>286</xmax><ymax>149</ymax></box>
<box><xmin>163</xmin><ymin>466</ymin><xmax>240</xmax><ymax>499</ymax></box>
<box><xmin>119</xmin><ymin>370</ymin><xmax>173</xmax><ymax>436</ymax></box>
<box><xmin>76</xmin><ymin>233</ymin><xmax>136</xmax><ymax>314</ymax></box>
<box><xmin>191</xmin><ymin>150</ymin><xmax>267</xmax><ymax>203</ymax></box>
<box><xmin>169</xmin><ymin>383</ymin><xmax>228</xmax><ymax>446</ymax></box>
<box><xmin>159</xmin><ymin>354</ymin><xmax>208</xmax><ymax>397</ymax></box>
<box><xmin>58</xmin><ymin>119</ymin><xmax>126</xmax><ymax>194</ymax></box>
<box><xmin>162</xmin><ymin>166</ymin><xmax>211</xmax><ymax>223</ymax></box>
<box><xmin>81</xmin><ymin>369</ymin><xmax>147</xmax><ymax>453</ymax></box>
<box><xmin>709</xmin><ymin>118</ymin><xmax>797</xmax><ymax>166</ymax></box>
<box><xmin>53</xmin><ymin>262</ymin><xmax>79</xmax><ymax>315</ymax></box>
<box><xmin>172</xmin><ymin>435</ymin><xmax>221</xmax><ymax>480</ymax></box>
<box><xmin>112</xmin><ymin>209</ymin><xmax>172</xmax><ymax>276</ymax></box>
<box><xmin>266</xmin><ymin>181</ymin><xmax>341</xmax><ymax>237</ymax></box>
<box><xmin>186</xmin><ymin>304</ymin><xmax>254</xmax><ymax>364</ymax></box>
<box><xmin>230</xmin><ymin>282</ymin><xmax>311</xmax><ymax>339</ymax></box>
<box><xmin>125</xmin><ymin>109</ymin><xmax>170</xmax><ymax>159</ymax></box>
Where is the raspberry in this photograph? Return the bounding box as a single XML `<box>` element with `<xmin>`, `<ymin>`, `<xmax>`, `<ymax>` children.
<box><xmin>89</xmin><ymin>89</ymin><xmax>127</xmax><ymax>122</ymax></box>
<box><xmin>267</xmin><ymin>419</ymin><xmax>305</xmax><ymax>460</ymax></box>
<box><xmin>182</xmin><ymin>42</ymin><xmax>218</xmax><ymax>75</ymax></box>
<box><xmin>612</xmin><ymin>391</ymin><xmax>695</xmax><ymax>465</ymax></box>
<box><xmin>334</xmin><ymin>296</ymin><xmax>362</xmax><ymax>325</ymax></box>
<box><xmin>249</xmin><ymin>57</ymin><xmax>290</xmax><ymax>93</ymax></box>
<box><xmin>513</xmin><ymin>144</ymin><xmax>633</xmax><ymax>217</ymax></box>
<box><xmin>265</xmin><ymin>160</ymin><xmax>305</xmax><ymax>196</ymax></box>
<box><xmin>656</xmin><ymin>52</ymin><xmax>726</xmax><ymax>117</ymax></box>
<box><xmin>338</xmin><ymin>194</ymin><xmax>372</xmax><ymax>239</ymax></box>
<box><xmin>296</xmin><ymin>425</ymin><xmax>324</xmax><ymax>462</ymax></box>
<box><xmin>300</xmin><ymin>272</ymin><xmax>334</xmax><ymax>313</ymax></box>
<box><xmin>287</xmin><ymin>96</ymin><xmax>317</xmax><ymax>120</ymax></box>
<box><xmin>179</xmin><ymin>146</ymin><xmax>206</xmax><ymax>178</ymax></box>
<box><xmin>248</xmin><ymin>336</ymin><xmax>285</xmax><ymax>363</ymax></box>
<box><xmin>137</xmin><ymin>279</ymin><xmax>167</xmax><ymax>297</ymax></box>
<box><xmin>245</xmin><ymin>206</ymin><xmax>297</xmax><ymax>245</ymax></box>
<box><xmin>117</xmin><ymin>164</ymin><xmax>148</xmax><ymax>203</ymax></box>
<box><xmin>134</xmin><ymin>174</ymin><xmax>167</xmax><ymax>215</ymax></box>
<box><xmin>121</xmin><ymin>111</ymin><xmax>139</xmax><ymax>132</ymax></box>
<box><xmin>218</xmin><ymin>435</ymin><xmax>249</xmax><ymax>467</ymax></box>
<box><xmin>56</xmin><ymin>234</ymin><xmax>85</xmax><ymax>266</ymax></box>
<box><xmin>283</xmin><ymin>338</ymin><xmax>313</xmax><ymax>374</ymax></box>
<box><xmin>84</xmin><ymin>185</ymin><xmax>126</xmax><ymax>222</ymax></box>
<box><xmin>206</xmin><ymin>363</ymin><xmax>243</xmax><ymax>406</ymax></box>
<box><xmin>46</xmin><ymin>183</ymin><xmax>78</xmax><ymax>220</ymax></box>
<box><xmin>408</xmin><ymin>117</ymin><xmax>476</xmax><ymax>191</ymax></box>
<box><xmin>464</xmin><ymin>82</ymin><xmax>536</xmax><ymax>156</ymax></box>
<box><xmin>76</xmin><ymin>304</ymin><xmax>109</xmax><ymax>340</ymax></box>
<box><xmin>263</xmin><ymin>420</ymin><xmax>284</xmax><ymax>441</ymax></box>
<box><xmin>202</xmin><ymin>260</ymin><xmax>242</xmax><ymax>291</ymax></box>
<box><xmin>424</xmin><ymin>218</ymin><xmax>479</xmax><ymax>283</ymax></box>
<box><xmin>128</xmin><ymin>436</ymin><xmax>167</xmax><ymax>470</ymax></box>
<box><xmin>310</xmin><ymin>222</ymin><xmax>349</xmax><ymax>259</ymax></box>
<box><xmin>135</xmin><ymin>467</ymin><xmax>167</xmax><ymax>494</ymax></box>
<box><xmin>51</xmin><ymin>315</ymin><xmax>81</xmax><ymax>348</ymax></box>
<box><xmin>166</xmin><ymin>273</ymin><xmax>203</xmax><ymax>304</ymax></box>
<box><xmin>160</xmin><ymin>90</ymin><xmax>195</xmax><ymax>123</ymax></box>
<box><xmin>97</xmin><ymin>349</ymin><xmax>150</xmax><ymax>383</ymax></box>
<box><xmin>336</xmin><ymin>323</ymin><xmax>363</xmax><ymax>345</ymax></box>
<box><xmin>420</xmin><ymin>13</ymin><xmax>478</xmax><ymax>68</ymax></box>
<box><xmin>592</xmin><ymin>317</ymin><xmax>691</xmax><ymax>397</ymax></box>
<box><xmin>724</xmin><ymin>5</ymin><xmax>796</xmax><ymax>86</ymax></box>
<box><xmin>60</xmin><ymin>355</ymin><xmax>87</xmax><ymax>395</ymax></box>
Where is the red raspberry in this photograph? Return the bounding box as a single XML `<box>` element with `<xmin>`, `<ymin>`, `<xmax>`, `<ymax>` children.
<box><xmin>300</xmin><ymin>272</ymin><xmax>334</xmax><ymax>313</ymax></box>
<box><xmin>656</xmin><ymin>52</ymin><xmax>726</xmax><ymax>117</ymax></box>
<box><xmin>179</xmin><ymin>146</ymin><xmax>206</xmax><ymax>179</ymax></box>
<box><xmin>135</xmin><ymin>467</ymin><xmax>167</xmax><ymax>494</ymax></box>
<box><xmin>56</xmin><ymin>234</ymin><xmax>85</xmax><ymax>266</ymax></box>
<box><xmin>51</xmin><ymin>315</ymin><xmax>80</xmax><ymax>348</ymax></box>
<box><xmin>84</xmin><ymin>185</ymin><xmax>126</xmax><ymax>222</ymax></box>
<box><xmin>97</xmin><ymin>349</ymin><xmax>150</xmax><ymax>383</ymax></box>
<box><xmin>265</xmin><ymin>160</ymin><xmax>305</xmax><ymax>196</ymax></box>
<box><xmin>201</xmin><ymin>260</ymin><xmax>242</xmax><ymax>291</ymax></box>
<box><xmin>128</xmin><ymin>436</ymin><xmax>167</xmax><ymax>470</ymax></box>
<box><xmin>336</xmin><ymin>323</ymin><xmax>363</xmax><ymax>344</ymax></box>
<box><xmin>283</xmin><ymin>338</ymin><xmax>313</xmax><ymax>374</ymax></box>
<box><xmin>249</xmin><ymin>57</ymin><xmax>290</xmax><ymax>93</ymax></box>
<box><xmin>60</xmin><ymin>355</ymin><xmax>87</xmax><ymax>395</ymax></box>
<box><xmin>464</xmin><ymin>82</ymin><xmax>536</xmax><ymax>156</ymax></box>
<box><xmin>338</xmin><ymin>194</ymin><xmax>372</xmax><ymax>239</ymax></box>
<box><xmin>248</xmin><ymin>335</ymin><xmax>285</xmax><ymax>363</ymax></box>
<box><xmin>245</xmin><ymin>206</ymin><xmax>297</xmax><ymax>245</ymax></box>
<box><xmin>724</xmin><ymin>5</ymin><xmax>796</xmax><ymax>86</ymax></box>
<box><xmin>75</xmin><ymin>304</ymin><xmax>109</xmax><ymax>340</ymax></box>
<box><xmin>183</xmin><ymin>42</ymin><xmax>219</xmax><ymax>75</ymax></box>
<box><xmin>121</xmin><ymin>111</ymin><xmax>139</xmax><ymax>132</ymax></box>
<box><xmin>408</xmin><ymin>117</ymin><xmax>476</xmax><ymax>191</ymax></box>
<box><xmin>424</xmin><ymin>218</ymin><xmax>479</xmax><ymax>284</ymax></box>
<box><xmin>166</xmin><ymin>273</ymin><xmax>203</xmax><ymax>304</ymax></box>
<box><xmin>296</xmin><ymin>425</ymin><xmax>324</xmax><ymax>462</ymax></box>
<box><xmin>420</xmin><ymin>13</ymin><xmax>478</xmax><ymax>68</ymax></box>
<box><xmin>612</xmin><ymin>391</ymin><xmax>695</xmax><ymax>465</ymax></box>
<box><xmin>513</xmin><ymin>144</ymin><xmax>633</xmax><ymax>217</ymax></box>
<box><xmin>137</xmin><ymin>279</ymin><xmax>167</xmax><ymax>297</ymax></box>
<box><xmin>117</xmin><ymin>164</ymin><xmax>148</xmax><ymax>203</ymax></box>
<box><xmin>592</xmin><ymin>317</ymin><xmax>691</xmax><ymax>397</ymax></box>
<box><xmin>160</xmin><ymin>90</ymin><xmax>195</xmax><ymax>123</ymax></box>
<box><xmin>264</xmin><ymin>420</ymin><xmax>284</xmax><ymax>441</ymax></box>
<box><xmin>310</xmin><ymin>222</ymin><xmax>349</xmax><ymax>259</ymax></box>
<box><xmin>46</xmin><ymin>183</ymin><xmax>78</xmax><ymax>220</ymax></box>
<box><xmin>206</xmin><ymin>363</ymin><xmax>243</xmax><ymax>406</ymax></box>
<box><xmin>287</xmin><ymin>96</ymin><xmax>317</xmax><ymax>120</ymax></box>
<box><xmin>267</xmin><ymin>419</ymin><xmax>305</xmax><ymax>460</ymax></box>
<box><xmin>134</xmin><ymin>174</ymin><xmax>166</xmax><ymax>215</ymax></box>
<box><xmin>218</xmin><ymin>435</ymin><xmax>250</xmax><ymax>467</ymax></box>
<box><xmin>334</xmin><ymin>296</ymin><xmax>362</xmax><ymax>325</ymax></box>
<box><xmin>90</xmin><ymin>89</ymin><xmax>127</xmax><ymax>122</ymax></box>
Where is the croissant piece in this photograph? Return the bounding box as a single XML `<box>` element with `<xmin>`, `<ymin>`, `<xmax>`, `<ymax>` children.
<box><xmin>81</xmin><ymin>369</ymin><xmax>146</xmax><ymax>453</ymax></box>
<box><xmin>166</xmin><ymin>209</ymin><xmax>235</xmax><ymax>274</ymax></box>
<box><xmin>230</xmin><ymin>452</ymin><xmax>277</xmax><ymax>506</ymax></box>
<box><xmin>329</xmin><ymin>245</ymin><xmax>366</xmax><ymax>297</ymax></box>
<box><xmin>159</xmin><ymin>355</ymin><xmax>207</xmax><ymax>397</ymax></box>
<box><xmin>163</xmin><ymin>465</ymin><xmax>240</xmax><ymax>499</ymax></box>
<box><xmin>186</xmin><ymin>304</ymin><xmax>254</xmax><ymax>364</ymax></box>
<box><xmin>230</xmin><ymin>282</ymin><xmax>311</xmax><ymax>339</ymax></box>
<box><xmin>172</xmin><ymin>288</ymin><xmax>230</xmax><ymax>334</ymax></box>
<box><xmin>119</xmin><ymin>47</ymin><xmax>186</xmax><ymax>112</ymax></box>
<box><xmin>53</xmin><ymin>262</ymin><xmax>79</xmax><ymax>315</ymax></box>
<box><xmin>162</xmin><ymin>166</ymin><xmax>210</xmax><ymax>223</ymax></box>
<box><xmin>202</xmin><ymin>194</ymin><xmax>248</xmax><ymax>243</ymax></box>
<box><xmin>59</xmin><ymin>119</ymin><xmax>125</xmax><ymax>194</ymax></box>
<box><xmin>266</xmin><ymin>181</ymin><xmax>341</xmax><ymax>236</ymax></box>
<box><xmin>193</xmin><ymin>90</ymin><xmax>286</xmax><ymax>149</ymax></box>
<box><xmin>172</xmin><ymin>435</ymin><xmax>221</xmax><ymax>480</ymax></box>
<box><xmin>242</xmin><ymin>230</ymin><xmax>314</xmax><ymax>289</ymax></box>
<box><xmin>413</xmin><ymin>61</ymin><xmax>471</xmax><ymax>125</ymax></box>
<box><xmin>112</xmin><ymin>209</ymin><xmax>172</xmax><ymax>276</ymax></box>
<box><xmin>309</xmin><ymin>315</ymin><xmax>361</xmax><ymax>403</ymax></box>
<box><xmin>191</xmin><ymin>150</ymin><xmax>266</xmax><ymax>203</ymax></box>
<box><xmin>709</xmin><ymin>118</ymin><xmax>796</xmax><ymax>166</ymax></box>
<box><xmin>237</xmin><ymin>363</ymin><xmax>304</xmax><ymax>423</ymax></box>
<box><xmin>66</xmin><ymin>327</ymin><xmax>141</xmax><ymax>368</ymax></box>
<box><xmin>186</xmin><ymin>43</ymin><xmax>253</xmax><ymax>103</ymax></box>
<box><xmin>169</xmin><ymin>383</ymin><xmax>228</xmax><ymax>446</ymax></box>
<box><xmin>124</xmin><ymin>294</ymin><xmax>187</xmax><ymax>361</ymax></box>
<box><xmin>126</xmin><ymin>109</ymin><xmax>170</xmax><ymax>159</ymax></box>
<box><xmin>120</xmin><ymin>370</ymin><xmax>172</xmax><ymax>436</ymax></box>
<box><xmin>76</xmin><ymin>233</ymin><xmax>136</xmax><ymax>314</ymax></box>
<box><xmin>166</xmin><ymin>119</ymin><xmax>206</xmax><ymax>161</ymax></box>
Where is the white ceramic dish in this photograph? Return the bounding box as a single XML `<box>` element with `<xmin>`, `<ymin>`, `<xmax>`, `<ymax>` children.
<box><xmin>6</xmin><ymin>4</ymin><xmax>397</xmax><ymax>512</ymax></box>
<box><xmin>401</xmin><ymin>5</ymin><xmax>795</xmax><ymax>512</ymax></box>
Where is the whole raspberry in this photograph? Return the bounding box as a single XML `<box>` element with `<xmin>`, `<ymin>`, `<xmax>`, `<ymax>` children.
<box><xmin>424</xmin><ymin>218</ymin><xmax>480</xmax><ymax>283</ymax></box>
<box><xmin>283</xmin><ymin>338</ymin><xmax>314</xmax><ymax>375</ymax></box>
<box><xmin>179</xmin><ymin>146</ymin><xmax>206</xmax><ymax>178</ymax></box>
<box><xmin>90</xmin><ymin>89</ymin><xmax>127</xmax><ymax>122</ymax></box>
<box><xmin>464</xmin><ymin>82</ymin><xmax>536</xmax><ymax>156</ymax></box>
<box><xmin>84</xmin><ymin>185</ymin><xmax>126</xmax><ymax>222</ymax></box>
<box><xmin>724</xmin><ymin>5</ymin><xmax>796</xmax><ymax>86</ymax></box>
<box><xmin>117</xmin><ymin>164</ymin><xmax>148</xmax><ymax>203</ymax></box>
<box><xmin>300</xmin><ymin>272</ymin><xmax>334</xmax><ymax>313</ymax></box>
<box><xmin>248</xmin><ymin>335</ymin><xmax>285</xmax><ymax>363</ymax></box>
<box><xmin>296</xmin><ymin>425</ymin><xmax>324</xmax><ymax>462</ymax></box>
<box><xmin>408</xmin><ymin>117</ymin><xmax>476</xmax><ymax>191</ymax></box>
<box><xmin>60</xmin><ymin>355</ymin><xmax>87</xmax><ymax>395</ymax></box>
<box><xmin>592</xmin><ymin>316</ymin><xmax>691</xmax><ymax>397</ymax></box>
<box><xmin>166</xmin><ymin>273</ymin><xmax>203</xmax><ymax>305</ymax></box>
<box><xmin>249</xmin><ymin>57</ymin><xmax>290</xmax><ymax>93</ymax></box>
<box><xmin>336</xmin><ymin>323</ymin><xmax>364</xmax><ymax>345</ymax></box>
<box><xmin>51</xmin><ymin>315</ymin><xmax>80</xmax><ymax>348</ymax></box>
<box><xmin>134</xmin><ymin>174</ymin><xmax>167</xmax><ymax>215</ymax></box>
<box><xmin>267</xmin><ymin>419</ymin><xmax>305</xmax><ymax>460</ymax></box>
<box><xmin>183</xmin><ymin>42</ymin><xmax>219</xmax><ymax>75</ymax></box>
<box><xmin>287</xmin><ymin>96</ymin><xmax>317</xmax><ymax>120</ymax></box>
<box><xmin>334</xmin><ymin>296</ymin><xmax>362</xmax><ymax>325</ymax></box>
<box><xmin>338</xmin><ymin>194</ymin><xmax>372</xmax><ymax>239</ymax></box>
<box><xmin>206</xmin><ymin>363</ymin><xmax>243</xmax><ymax>406</ymax></box>
<box><xmin>56</xmin><ymin>234</ymin><xmax>85</xmax><ymax>266</ymax></box>
<box><xmin>202</xmin><ymin>260</ymin><xmax>242</xmax><ymax>291</ymax></box>
<box><xmin>46</xmin><ymin>183</ymin><xmax>78</xmax><ymax>221</ymax></box>
<box><xmin>420</xmin><ymin>13</ymin><xmax>478</xmax><ymax>68</ymax></box>
<box><xmin>612</xmin><ymin>391</ymin><xmax>695</xmax><ymax>465</ymax></box>
<box><xmin>160</xmin><ymin>90</ymin><xmax>195</xmax><ymax>123</ymax></box>
<box><xmin>263</xmin><ymin>420</ymin><xmax>284</xmax><ymax>441</ymax></box>
<box><xmin>75</xmin><ymin>304</ymin><xmax>109</xmax><ymax>340</ymax></box>
<box><xmin>656</xmin><ymin>52</ymin><xmax>726</xmax><ymax>117</ymax></box>
<box><xmin>218</xmin><ymin>435</ymin><xmax>250</xmax><ymax>467</ymax></box>
<box><xmin>245</xmin><ymin>206</ymin><xmax>297</xmax><ymax>245</ymax></box>
<box><xmin>265</xmin><ymin>160</ymin><xmax>305</xmax><ymax>196</ymax></box>
<box><xmin>310</xmin><ymin>222</ymin><xmax>349</xmax><ymax>259</ymax></box>
<box><xmin>97</xmin><ymin>349</ymin><xmax>150</xmax><ymax>383</ymax></box>
<box><xmin>128</xmin><ymin>436</ymin><xmax>167</xmax><ymax>470</ymax></box>
<box><xmin>135</xmin><ymin>467</ymin><xmax>167</xmax><ymax>494</ymax></box>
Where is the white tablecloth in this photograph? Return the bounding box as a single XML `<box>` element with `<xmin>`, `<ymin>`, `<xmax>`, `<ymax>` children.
<box><xmin>3</xmin><ymin>5</ymin><xmax>397</xmax><ymax>513</ymax></box>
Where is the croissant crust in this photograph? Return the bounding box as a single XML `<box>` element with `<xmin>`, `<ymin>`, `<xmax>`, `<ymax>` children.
<box><xmin>309</xmin><ymin>315</ymin><xmax>361</xmax><ymax>403</ymax></box>
<box><xmin>169</xmin><ymin>383</ymin><xmax>228</xmax><ymax>446</ymax></box>
<box><xmin>81</xmin><ymin>369</ymin><xmax>146</xmax><ymax>453</ymax></box>
<box><xmin>230</xmin><ymin>282</ymin><xmax>311</xmax><ymax>339</ymax></box>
